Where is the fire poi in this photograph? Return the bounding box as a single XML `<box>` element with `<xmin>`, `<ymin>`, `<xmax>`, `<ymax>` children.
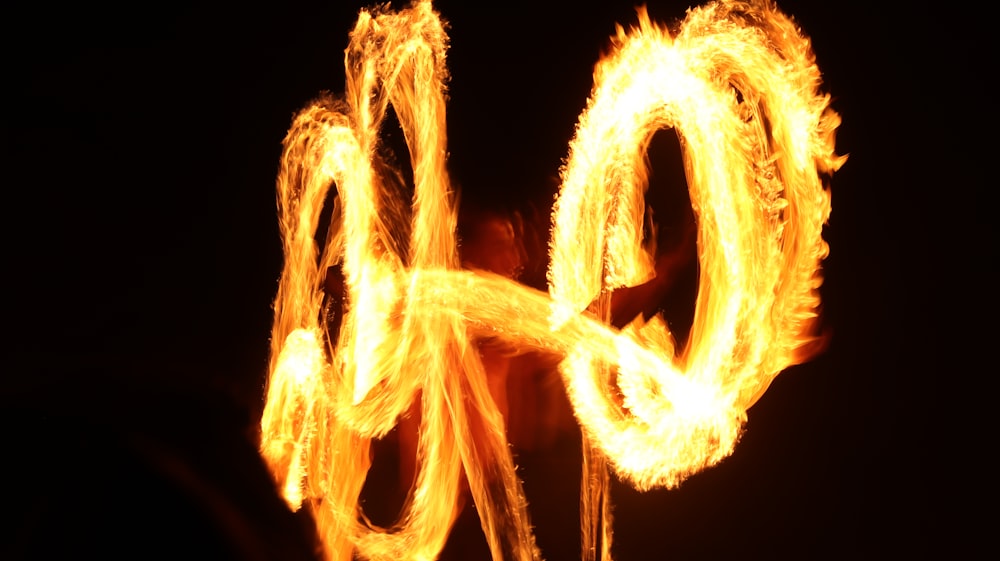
<box><xmin>258</xmin><ymin>1</ymin><xmax>846</xmax><ymax>559</ymax></box>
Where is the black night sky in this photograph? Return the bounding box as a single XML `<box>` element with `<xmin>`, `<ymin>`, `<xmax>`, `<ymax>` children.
<box><xmin>4</xmin><ymin>1</ymin><xmax>990</xmax><ymax>560</ymax></box>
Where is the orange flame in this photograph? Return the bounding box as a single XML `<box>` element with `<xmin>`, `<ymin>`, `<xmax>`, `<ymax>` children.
<box><xmin>259</xmin><ymin>1</ymin><xmax>845</xmax><ymax>560</ymax></box>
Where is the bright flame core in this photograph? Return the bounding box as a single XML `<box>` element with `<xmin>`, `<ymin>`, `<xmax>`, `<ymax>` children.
<box><xmin>259</xmin><ymin>1</ymin><xmax>845</xmax><ymax>560</ymax></box>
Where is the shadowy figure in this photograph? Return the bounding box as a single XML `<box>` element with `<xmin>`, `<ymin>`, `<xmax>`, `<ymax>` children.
<box><xmin>327</xmin><ymin>183</ymin><xmax>697</xmax><ymax>560</ymax></box>
<box><xmin>446</xmin><ymin>191</ymin><xmax>696</xmax><ymax>560</ymax></box>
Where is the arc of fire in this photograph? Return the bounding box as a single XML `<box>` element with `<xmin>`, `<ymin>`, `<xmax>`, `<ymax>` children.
<box><xmin>259</xmin><ymin>1</ymin><xmax>845</xmax><ymax>560</ymax></box>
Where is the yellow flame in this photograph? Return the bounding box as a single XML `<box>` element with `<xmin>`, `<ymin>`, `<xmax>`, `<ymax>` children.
<box><xmin>259</xmin><ymin>1</ymin><xmax>845</xmax><ymax>560</ymax></box>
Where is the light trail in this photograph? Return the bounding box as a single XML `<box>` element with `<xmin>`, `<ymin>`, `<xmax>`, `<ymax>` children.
<box><xmin>259</xmin><ymin>1</ymin><xmax>845</xmax><ymax>560</ymax></box>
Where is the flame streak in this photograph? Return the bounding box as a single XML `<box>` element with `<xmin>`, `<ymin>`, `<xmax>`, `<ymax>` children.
<box><xmin>259</xmin><ymin>1</ymin><xmax>844</xmax><ymax>560</ymax></box>
<box><xmin>551</xmin><ymin>3</ymin><xmax>844</xmax><ymax>554</ymax></box>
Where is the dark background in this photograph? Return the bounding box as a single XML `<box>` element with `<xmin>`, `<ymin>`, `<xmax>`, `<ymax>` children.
<box><xmin>4</xmin><ymin>0</ymin><xmax>990</xmax><ymax>559</ymax></box>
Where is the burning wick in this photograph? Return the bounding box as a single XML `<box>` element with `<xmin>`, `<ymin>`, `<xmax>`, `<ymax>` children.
<box><xmin>259</xmin><ymin>1</ymin><xmax>845</xmax><ymax>560</ymax></box>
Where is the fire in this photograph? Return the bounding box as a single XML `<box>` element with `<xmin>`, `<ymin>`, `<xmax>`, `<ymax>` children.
<box><xmin>258</xmin><ymin>1</ymin><xmax>845</xmax><ymax>560</ymax></box>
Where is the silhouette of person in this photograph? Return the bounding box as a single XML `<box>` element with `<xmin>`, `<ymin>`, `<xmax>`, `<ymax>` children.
<box><xmin>327</xmin><ymin>185</ymin><xmax>696</xmax><ymax>560</ymax></box>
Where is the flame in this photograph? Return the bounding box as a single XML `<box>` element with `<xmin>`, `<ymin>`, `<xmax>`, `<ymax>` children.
<box><xmin>258</xmin><ymin>1</ymin><xmax>845</xmax><ymax>560</ymax></box>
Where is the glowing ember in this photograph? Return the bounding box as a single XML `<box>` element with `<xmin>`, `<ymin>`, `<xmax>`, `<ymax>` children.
<box><xmin>258</xmin><ymin>0</ymin><xmax>845</xmax><ymax>559</ymax></box>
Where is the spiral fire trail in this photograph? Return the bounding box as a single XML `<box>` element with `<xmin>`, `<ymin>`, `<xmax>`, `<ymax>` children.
<box><xmin>259</xmin><ymin>1</ymin><xmax>845</xmax><ymax>560</ymax></box>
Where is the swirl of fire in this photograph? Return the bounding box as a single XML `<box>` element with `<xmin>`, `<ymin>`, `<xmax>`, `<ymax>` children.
<box><xmin>258</xmin><ymin>1</ymin><xmax>845</xmax><ymax>560</ymax></box>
